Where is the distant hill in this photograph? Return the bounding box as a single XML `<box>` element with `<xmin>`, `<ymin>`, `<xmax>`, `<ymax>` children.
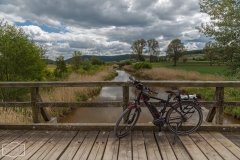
<box><xmin>46</xmin><ymin>59</ymin><xmax>55</xmax><ymax>64</ymax></box>
<box><xmin>49</xmin><ymin>50</ymin><xmax>203</xmax><ymax>64</ymax></box>
<box><xmin>186</xmin><ymin>50</ymin><xmax>203</xmax><ymax>54</ymax></box>
<box><xmin>66</xmin><ymin>54</ymin><xmax>130</xmax><ymax>63</ymax></box>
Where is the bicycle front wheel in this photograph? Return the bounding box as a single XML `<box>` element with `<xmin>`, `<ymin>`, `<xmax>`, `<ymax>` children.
<box><xmin>114</xmin><ymin>107</ymin><xmax>140</xmax><ymax>138</ymax></box>
<box><xmin>166</xmin><ymin>101</ymin><xmax>203</xmax><ymax>135</ymax></box>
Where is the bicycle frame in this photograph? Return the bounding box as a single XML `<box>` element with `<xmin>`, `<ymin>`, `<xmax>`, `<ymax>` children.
<box><xmin>115</xmin><ymin>76</ymin><xmax>202</xmax><ymax>144</ymax></box>
<box><xmin>130</xmin><ymin>89</ymin><xmax>191</xmax><ymax>123</ymax></box>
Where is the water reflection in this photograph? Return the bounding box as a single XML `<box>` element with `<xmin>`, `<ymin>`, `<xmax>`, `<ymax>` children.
<box><xmin>59</xmin><ymin>70</ymin><xmax>170</xmax><ymax>123</ymax></box>
<box><xmin>59</xmin><ymin>70</ymin><xmax>240</xmax><ymax>124</ymax></box>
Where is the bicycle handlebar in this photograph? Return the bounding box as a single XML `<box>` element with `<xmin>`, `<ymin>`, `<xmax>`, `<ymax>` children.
<box><xmin>129</xmin><ymin>76</ymin><xmax>158</xmax><ymax>94</ymax></box>
<box><xmin>129</xmin><ymin>76</ymin><xmax>201</xmax><ymax>100</ymax></box>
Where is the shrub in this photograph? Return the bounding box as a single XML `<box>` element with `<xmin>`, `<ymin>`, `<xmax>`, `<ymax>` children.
<box><xmin>133</xmin><ymin>62</ymin><xmax>152</xmax><ymax>69</ymax></box>
<box><xmin>182</xmin><ymin>58</ymin><xmax>188</xmax><ymax>62</ymax></box>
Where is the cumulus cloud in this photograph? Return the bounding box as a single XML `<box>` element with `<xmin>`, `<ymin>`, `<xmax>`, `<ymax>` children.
<box><xmin>0</xmin><ymin>0</ymin><xmax>211</xmax><ymax>60</ymax></box>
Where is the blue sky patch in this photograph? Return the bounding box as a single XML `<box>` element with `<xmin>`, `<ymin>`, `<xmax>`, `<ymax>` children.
<box><xmin>15</xmin><ymin>20</ymin><xmax>64</xmax><ymax>33</ymax></box>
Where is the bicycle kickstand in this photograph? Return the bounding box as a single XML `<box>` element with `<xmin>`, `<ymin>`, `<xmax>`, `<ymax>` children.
<box><xmin>173</xmin><ymin>123</ymin><xmax>179</xmax><ymax>145</ymax></box>
<box><xmin>158</xmin><ymin>127</ymin><xmax>162</xmax><ymax>136</ymax></box>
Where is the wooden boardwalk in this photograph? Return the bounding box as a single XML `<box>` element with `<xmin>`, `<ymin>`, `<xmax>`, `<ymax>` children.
<box><xmin>0</xmin><ymin>130</ymin><xmax>240</xmax><ymax>159</ymax></box>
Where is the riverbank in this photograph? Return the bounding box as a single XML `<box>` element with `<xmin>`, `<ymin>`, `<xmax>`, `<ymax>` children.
<box><xmin>0</xmin><ymin>65</ymin><xmax>117</xmax><ymax>123</ymax></box>
<box><xmin>123</xmin><ymin>65</ymin><xmax>240</xmax><ymax>120</ymax></box>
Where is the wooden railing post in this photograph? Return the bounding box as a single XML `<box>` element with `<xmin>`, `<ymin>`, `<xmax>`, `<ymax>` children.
<box><xmin>31</xmin><ymin>87</ymin><xmax>41</xmax><ymax>123</ymax></box>
<box><xmin>215</xmin><ymin>87</ymin><xmax>224</xmax><ymax>124</ymax></box>
<box><xmin>122</xmin><ymin>86</ymin><xmax>129</xmax><ymax>111</ymax></box>
<box><xmin>205</xmin><ymin>87</ymin><xmax>224</xmax><ymax>123</ymax></box>
<box><xmin>205</xmin><ymin>90</ymin><xmax>217</xmax><ymax>122</ymax></box>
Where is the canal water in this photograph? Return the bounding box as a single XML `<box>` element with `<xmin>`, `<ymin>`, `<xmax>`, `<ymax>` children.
<box><xmin>59</xmin><ymin>70</ymin><xmax>240</xmax><ymax>124</ymax></box>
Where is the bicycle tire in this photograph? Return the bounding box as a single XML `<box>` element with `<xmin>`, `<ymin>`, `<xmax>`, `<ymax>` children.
<box><xmin>114</xmin><ymin>107</ymin><xmax>140</xmax><ymax>138</ymax></box>
<box><xmin>166</xmin><ymin>101</ymin><xmax>203</xmax><ymax>135</ymax></box>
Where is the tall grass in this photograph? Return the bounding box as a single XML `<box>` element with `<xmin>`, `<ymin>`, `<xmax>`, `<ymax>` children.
<box><xmin>123</xmin><ymin>65</ymin><xmax>226</xmax><ymax>81</ymax></box>
<box><xmin>1</xmin><ymin>66</ymin><xmax>116</xmax><ymax>123</ymax></box>
<box><xmin>41</xmin><ymin>66</ymin><xmax>116</xmax><ymax>119</ymax></box>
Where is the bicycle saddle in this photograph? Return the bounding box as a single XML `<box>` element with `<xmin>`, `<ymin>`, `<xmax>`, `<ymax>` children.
<box><xmin>165</xmin><ymin>90</ymin><xmax>180</xmax><ymax>97</ymax></box>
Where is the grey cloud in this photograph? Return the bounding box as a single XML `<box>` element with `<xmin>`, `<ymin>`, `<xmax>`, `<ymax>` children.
<box><xmin>0</xmin><ymin>0</ymin><xmax>210</xmax><ymax>59</ymax></box>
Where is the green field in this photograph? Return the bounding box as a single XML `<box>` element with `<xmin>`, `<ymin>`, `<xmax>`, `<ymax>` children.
<box><xmin>152</xmin><ymin>62</ymin><xmax>227</xmax><ymax>75</ymax></box>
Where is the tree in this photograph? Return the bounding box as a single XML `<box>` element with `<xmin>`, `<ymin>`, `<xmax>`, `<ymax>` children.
<box><xmin>147</xmin><ymin>39</ymin><xmax>161</xmax><ymax>63</ymax></box>
<box><xmin>197</xmin><ymin>0</ymin><xmax>240</xmax><ymax>64</ymax></box>
<box><xmin>166</xmin><ymin>39</ymin><xmax>186</xmax><ymax>66</ymax></box>
<box><xmin>91</xmin><ymin>56</ymin><xmax>103</xmax><ymax>65</ymax></box>
<box><xmin>0</xmin><ymin>20</ymin><xmax>47</xmax><ymax>101</ymax></box>
<box><xmin>203</xmin><ymin>41</ymin><xmax>218</xmax><ymax>66</ymax></box>
<box><xmin>71</xmin><ymin>51</ymin><xmax>82</xmax><ymax>70</ymax></box>
<box><xmin>131</xmin><ymin>39</ymin><xmax>146</xmax><ymax>61</ymax></box>
<box><xmin>54</xmin><ymin>55</ymin><xmax>67</xmax><ymax>77</ymax></box>
<box><xmin>82</xmin><ymin>58</ymin><xmax>91</xmax><ymax>71</ymax></box>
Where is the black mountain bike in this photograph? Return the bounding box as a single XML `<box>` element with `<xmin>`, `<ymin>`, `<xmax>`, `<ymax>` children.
<box><xmin>114</xmin><ymin>76</ymin><xmax>203</xmax><ymax>144</ymax></box>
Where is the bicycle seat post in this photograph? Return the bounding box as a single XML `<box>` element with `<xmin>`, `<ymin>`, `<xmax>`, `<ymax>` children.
<box><xmin>167</xmin><ymin>93</ymin><xmax>172</xmax><ymax>102</ymax></box>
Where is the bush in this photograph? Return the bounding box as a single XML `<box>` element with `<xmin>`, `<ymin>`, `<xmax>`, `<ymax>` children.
<box><xmin>118</xmin><ymin>60</ymin><xmax>132</xmax><ymax>68</ymax></box>
<box><xmin>182</xmin><ymin>58</ymin><xmax>188</xmax><ymax>62</ymax></box>
<box><xmin>133</xmin><ymin>62</ymin><xmax>152</xmax><ymax>69</ymax></box>
<box><xmin>82</xmin><ymin>58</ymin><xmax>91</xmax><ymax>71</ymax></box>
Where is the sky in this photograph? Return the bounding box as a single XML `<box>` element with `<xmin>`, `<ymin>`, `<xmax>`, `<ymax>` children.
<box><xmin>0</xmin><ymin>0</ymin><xmax>211</xmax><ymax>60</ymax></box>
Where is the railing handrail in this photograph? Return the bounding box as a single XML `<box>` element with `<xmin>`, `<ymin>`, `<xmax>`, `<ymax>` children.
<box><xmin>0</xmin><ymin>80</ymin><xmax>239</xmax><ymax>124</ymax></box>
<box><xmin>0</xmin><ymin>80</ymin><xmax>239</xmax><ymax>87</ymax></box>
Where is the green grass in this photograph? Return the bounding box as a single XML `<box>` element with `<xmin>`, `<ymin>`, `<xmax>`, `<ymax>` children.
<box><xmin>152</xmin><ymin>62</ymin><xmax>227</xmax><ymax>75</ymax></box>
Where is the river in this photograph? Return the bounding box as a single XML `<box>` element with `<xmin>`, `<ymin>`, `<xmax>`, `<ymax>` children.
<box><xmin>59</xmin><ymin>70</ymin><xmax>240</xmax><ymax>124</ymax></box>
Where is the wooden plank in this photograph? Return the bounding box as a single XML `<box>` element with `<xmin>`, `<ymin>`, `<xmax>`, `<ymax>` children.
<box><xmin>0</xmin><ymin>130</ymin><xmax>27</xmax><ymax>148</ymax></box>
<box><xmin>59</xmin><ymin>131</ymin><xmax>88</xmax><ymax>160</ymax></box>
<box><xmin>43</xmin><ymin>131</ymin><xmax>77</xmax><ymax>160</ymax></box>
<box><xmin>154</xmin><ymin>132</ymin><xmax>177</xmax><ymax>160</ymax></box>
<box><xmin>2</xmin><ymin>130</ymin><xmax>55</xmax><ymax>160</ymax></box>
<box><xmin>143</xmin><ymin>131</ymin><xmax>162</xmax><ymax>160</ymax></box>
<box><xmin>118</xmin><ymin>133</ymin><xmax>132</xmax><ymax>160</ymax></box>
<box><xmin>28</xmin><ymin>130</ymin><xmax>67</xmax><ymax>160</ymax></box>
<box><xmin>15</xmin><ymin>130</ymin><xmax>57</xmax><ymax>160</ymax></box>
<box><xmin>1</xmin><ymin>80</ymin><xmax>240</xmax><ymax>88</ymax></box>
<box><xmin>0</xmin><ymin>130</ymin><xmax>11</xmax><ymax>137</ymax></box>
<box><xmin>88</xmin><ymin>131</ymin><xmax>109</xmax><ymax>160</ymax></box>
<box><xmin>178</xmin><ymin>135</ymin><xmax>208</xmax><ymax>160</ymax></box>
<box><xmin>189</xmin><ymin>132</ymin><xmax>223</xmax><ymax>160</ymax></box>
<box><xmin>221</xmin><ymin>132</ymin><xmax>240</xmax><ymax>148</ymax></box>
<box><xmin>165</xmin><ymin>132</ymin><xmax>191</xmax><ymax>160</ymax></box>
<box><xmin>72</xmin><ymin>131</ymin><xmax>99</xmax><ymax>160</ymax></box>
<box><xmin>0</xmin><ymin>130</ymin><xmax>36</xmax><ymax>159</ymax></box>
<box><xmin>210</xmin><ymin>132</ymin><xmax>240</xmax><ymax>159</ymax></box>
<box><xmin>199</xmin><ymin>131</ymin><xmax>238</xmax><ymax>160</ymax></box>
<box><xmin>132</xmin><ymin>131</ymin><xmax>147</xmax><ymax>160</ymax></box>
<box><xmin>102</xmin><ymin>131</ymin><xmax>119</xmax><ymax>160</ymax></box>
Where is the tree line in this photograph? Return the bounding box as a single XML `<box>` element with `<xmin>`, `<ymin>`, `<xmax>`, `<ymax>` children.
<box><xmin>53</xmin><ymin>51</ymin><xmax>105</xmax><ymax>78</ymax></box>
<box><xmin>197</xmin><ymin>0</ymin><xmax>240</xmax><ymax>76</ymax></box>
<box><xmin>131</xmin><ymin>38</ymin><xmax>186</xmax><ymax>66</ymax></box>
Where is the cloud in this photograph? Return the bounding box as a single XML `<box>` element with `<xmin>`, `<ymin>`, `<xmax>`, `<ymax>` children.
<box><xmin>0</xmin><ymin>0</ymin><xmax>211</xmax><ymax>60</ymax></box>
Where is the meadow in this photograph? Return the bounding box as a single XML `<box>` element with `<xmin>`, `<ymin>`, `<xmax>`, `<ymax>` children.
<box><xmin>124</xmin><ymin>61</ymin><xmax>240</xmax><ymax>120</ymax></box>
<box><xmin>152</xmin><ymin>62</ymin><xmax>227</xmax><ymax>75</ymax></box>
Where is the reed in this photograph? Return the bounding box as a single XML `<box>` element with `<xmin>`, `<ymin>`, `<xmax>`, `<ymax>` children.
<box><xmin>123</xmin><ymin>65</ymin><xmax>226</xmax><ymax>81</ymax></box>
<box><xmin>1</xmin><ymin>66</ymin><xmax>116</xmax><ymax>123</ymax></box>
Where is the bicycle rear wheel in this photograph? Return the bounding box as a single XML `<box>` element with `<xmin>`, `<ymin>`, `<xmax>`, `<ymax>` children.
<box><xmin>114</xmin><ymin>107</ymin><xmax>140</xmax><ymax>138</ymax></box>
<box><xmin>166</xmin><ymin>101</ymin><xmax>203</xmax><ymax>135</ymax></box>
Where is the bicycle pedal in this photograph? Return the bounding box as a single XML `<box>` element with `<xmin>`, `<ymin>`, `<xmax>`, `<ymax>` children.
<box><xmin>158</xmin><ymin>132</ymin><xmax>162</xmax><ymax>136</ymax></box>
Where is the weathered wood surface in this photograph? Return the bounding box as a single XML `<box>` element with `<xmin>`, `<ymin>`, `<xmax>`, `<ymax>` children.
<box><xmin>1</xmin><ymin>81</ymin><xmax>240</xmax><ymax>125</ymax></box>
<box><xmin>0</xmin><ymin>81</ymin><xmax>240</xmax><ymax>87</ymax></box>
<box><xmin>0</xmin><ymin>130</ymin><xmax>239</xmax><ymax>159</ymax></box>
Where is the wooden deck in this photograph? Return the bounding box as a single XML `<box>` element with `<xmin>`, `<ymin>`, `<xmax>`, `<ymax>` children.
<box><xmin>0</xmin><ymin>130</ymin><xmax>240</xmax><ymax>160</ymax></box>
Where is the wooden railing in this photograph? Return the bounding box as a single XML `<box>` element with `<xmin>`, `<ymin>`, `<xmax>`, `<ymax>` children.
<box><xmin>0</xmin><ymin>81</ymin><xmax>240</xmax><ymax>124</ymax></box>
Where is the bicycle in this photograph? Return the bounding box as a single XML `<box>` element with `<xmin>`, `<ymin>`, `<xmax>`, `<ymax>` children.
<box><xmin>114</xmin><ymin>76</ymin><xmax>203</xmax><ymax>144</ymax></box>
